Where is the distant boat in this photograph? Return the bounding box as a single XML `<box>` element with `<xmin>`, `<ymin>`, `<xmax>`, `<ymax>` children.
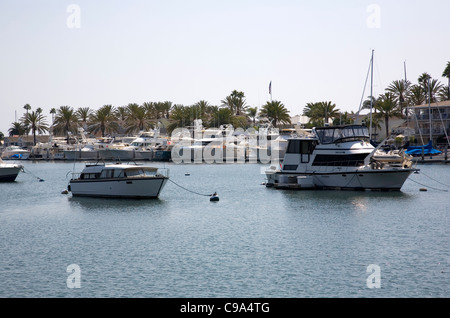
<box><xmin>68</xmin><ymin>162</ymin><xmax>168</xmax><ymax>199</ymax></box>
<box><xmin>405</xmin><ymin>141</ymin><xmax>442</xmax><ymax>156</ymax></box>
<box><xmin>0</xmin><ymin>158</ymin><xmax>23</xmax><ymax>182</ymax></box>
<box><xmin>1</xmin><ymin>146</ymin><xmax>30</xmax><ymax>160</ymax></box>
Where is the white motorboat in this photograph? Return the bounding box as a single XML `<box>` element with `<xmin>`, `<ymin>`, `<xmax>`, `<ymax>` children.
<box><xmin>265</xmin><ymin>125</ymin><xmax>418</xmax><ymax>191</ymax></box>
<box><xmin>0</xmin><ymin>158</ymin><xmax>23</xmax><ymax>182</ymax></box>
<box><xmin>1</xmin><ymin>146</ymin><xmax>30</xmax><ymax>160</ymax></box>
<box><xmin>68</xmin><ymin>162</ymin><xmax>169</xmax><ymax>198</ymax></box>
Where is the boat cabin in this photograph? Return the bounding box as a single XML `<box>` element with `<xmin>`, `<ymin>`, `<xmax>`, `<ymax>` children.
<box><xmin>75</xmin><ymin>164</ymin><xmax>161</xmax><ymax>181</ymax></box>
<box><xmin>282</xmin><ymin>125</ymin><xmax>373</xmax><ymax>170</ymax></box>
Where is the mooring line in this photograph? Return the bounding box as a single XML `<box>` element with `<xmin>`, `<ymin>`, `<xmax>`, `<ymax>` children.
<box><xmin>22</xmin><ymin>167</ymin><xmax>45</xmax><ymax>182</ymax></box>
<box><xmin>168</xmin><ymin>179</ymin><xmax>212</xmax><ymax>197</ymax></box>
<box><xmin>408</xmin><ymin>177</ymin><xmax>448</xmax><ymax>192</ymax></box>
<box><xmin>419</xmin><ymin>171</ymin><xmax>450</xmax><ymax>188</ymax></box>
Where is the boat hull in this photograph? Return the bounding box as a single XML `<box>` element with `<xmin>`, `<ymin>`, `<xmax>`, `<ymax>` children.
<box><xmin>0</xmin><ymin>166</ymin><xmax>22</xmax><ymax>182</ymax></box>
<box><xmin>267</xmin><ymin>169</ymin><xmax>415</xmax><ymax>191</ymax></box>
<box><xmin>69</xmin><ymin>177</ymin><xmax>168</xmax><ymax>198</ymax></box>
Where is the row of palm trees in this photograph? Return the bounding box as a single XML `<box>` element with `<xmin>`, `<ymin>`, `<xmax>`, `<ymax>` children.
<box><xmin>302</xmin><ymin>62</ymin><xmax>450</xmax><ymax>139</ymax></box>
<box><xmin>5</xmin><ymin>91</ymin><xmax>292</xmax><ymax>146</ymax></box>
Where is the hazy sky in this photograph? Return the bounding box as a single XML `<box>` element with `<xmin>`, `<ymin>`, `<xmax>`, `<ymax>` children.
<box><xmin>1</xmin><ymin>0</ymin><xmax>449</xmax><ymax>134</ymax></box>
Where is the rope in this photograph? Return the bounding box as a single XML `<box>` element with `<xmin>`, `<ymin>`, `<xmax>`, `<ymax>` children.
<box><xmin>168</xmin><ymin>179</ymin><xmax>212</xmax><ymax>197</ymax></box>
<box><xmin>22</xmin><ymin>167</ymin><xmax>45</xmax><ymax>182</ymax></box>
<box><xmin>419</xmin><ymin>171</ymin><xmax>450</xmax><ymax>188</ymax></box>
<box><xmin>408</xmin><ymin>177</ymin><xmax>448</xmax><ymax>192</ymax></box>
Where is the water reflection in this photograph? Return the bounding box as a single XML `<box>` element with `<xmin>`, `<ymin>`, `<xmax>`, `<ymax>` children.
<box><xmin>68</xmin><ymin>196</ymin><xmax>167</xmax><ymax>213</ymax></box>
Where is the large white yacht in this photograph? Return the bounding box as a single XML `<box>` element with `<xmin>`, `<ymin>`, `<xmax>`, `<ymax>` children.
<box><xmin>265</xmin><ymin>125</ymin><xmax>417</xmax><ymax>191</ymax></box>
<box><xmin>68</xmin><ymin>162</ymin><xmax>169</xmax><ymax>198</ymax></box>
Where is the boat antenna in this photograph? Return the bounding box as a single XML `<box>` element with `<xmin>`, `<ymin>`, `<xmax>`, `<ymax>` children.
<box><xmin>369</xmin><ymin>49</ymin><xmax>374</xmax><ymax>141</ymax></box>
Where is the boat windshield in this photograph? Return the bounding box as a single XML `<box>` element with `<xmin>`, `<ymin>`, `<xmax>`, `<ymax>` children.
<box><xmin>314</xmin><ymin>126</ymin><xmax>369</xmax><ymax>144</ymax></box>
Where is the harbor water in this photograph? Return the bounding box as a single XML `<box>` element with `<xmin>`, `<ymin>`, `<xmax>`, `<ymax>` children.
<box><xmin>0</xmin><ymin>161</ymin><xmax>449</xmax><ymax>298</ymax></box>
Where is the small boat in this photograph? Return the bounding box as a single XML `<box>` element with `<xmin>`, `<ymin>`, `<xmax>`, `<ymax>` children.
<box><xmin>0</xmin><ymin>158</ymin><xmax>23</xmax><ymax>182</ymax></box>
<box><xmin>68</xmin><ymin>162</ymin><xmax>168</xmax><ymax>199</ymax></box>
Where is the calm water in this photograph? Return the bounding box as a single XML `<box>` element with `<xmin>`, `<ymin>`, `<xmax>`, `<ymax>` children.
<box><xmin>0</xmin><ymin>161</ymin><xmax>449</xmax><ymax>298</ymax></box>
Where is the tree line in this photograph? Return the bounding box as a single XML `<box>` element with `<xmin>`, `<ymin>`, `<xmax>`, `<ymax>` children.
<box><xmin>3</xmin><ymin>90</ymin><xmax>292</xmax><ymax>146</ymax></box>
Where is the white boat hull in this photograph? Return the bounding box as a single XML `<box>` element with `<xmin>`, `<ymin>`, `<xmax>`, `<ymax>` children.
<box><xmin>0</xmin><ymin>165</ymin><xmax>23</xmax><ymax>182</ymax></box>
<box><xmin>69</xmin><ymin>177</ymin><xmax>168</xmax><ymax>198</ymax></box>
<box><xmin>267</xmin><ymin>168</ymin><xmax>415</xmax><ymax>191</ymax></box>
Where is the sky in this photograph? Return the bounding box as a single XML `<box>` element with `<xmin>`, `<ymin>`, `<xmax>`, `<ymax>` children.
<box><xmin>1</xmin><ymin>0</ymin><xmax>449</xmax><ymax>134</ymax></box>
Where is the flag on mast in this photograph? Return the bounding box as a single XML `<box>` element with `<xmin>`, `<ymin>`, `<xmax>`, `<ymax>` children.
<box><xmin>269</xmin><ymin>81</ymin><xmax>272</xmax><ymax>95</ymax></box>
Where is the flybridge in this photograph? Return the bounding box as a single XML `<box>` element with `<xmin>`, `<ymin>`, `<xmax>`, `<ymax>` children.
<box><xmin>314</xmin><ymin>125</ymin><xmax>370</xmax><ymax>144</ymax></box>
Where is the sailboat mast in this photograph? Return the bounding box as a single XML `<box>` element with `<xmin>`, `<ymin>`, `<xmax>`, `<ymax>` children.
<box><xmin>428</xmin><ymin>78</ymin><xmax>432</xmax><ymax>143</ymax></box>
<box><xmin>369</xmin><ymin>49</ymin><xmax>374</xmax><ymax>141</ymax></box>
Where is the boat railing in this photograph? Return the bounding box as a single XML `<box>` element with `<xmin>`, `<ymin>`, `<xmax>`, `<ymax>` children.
<box><xmin>70</xmin><ymin>172</ymin><xmax>81</xmax><ymax>180</ymax></box>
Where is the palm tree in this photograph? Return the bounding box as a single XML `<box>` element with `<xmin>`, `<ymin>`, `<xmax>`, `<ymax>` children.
<box><xmin>49</xmin><ymin>108</ymin><xmax>56</xmax><ymax>125</ymax></box>
<box><xmin>75</xmin><ymin>107</ymin><xmax>92</xmax><ymax>130</ymax></box>
<box><xmin>21</xmin><ymin>110</ymin><xmax>49</xmax><ymax>146</ymax></box>
<box><xmin>247</xmin><ymin>107</ymin><xmax>258</xmax><ymax>126</ymax></box>
<box><xmin>161</xmin><ymin>101</ymin><xmax>173</xmax><ymax>119</ymax></box>
<box><xmin>259</xmin><ymin>100</ymin><xmax>291</xmax><ymax>128</ymax></box>
<box><xmin>374</xmin><ymin>92</ymin><xmax>402</xmax><ymax>139</ymax></box>
<box><xmin>114</xmin><ymin>106</ymin><xmax>129</xmax><ymax>132</ymax></box>
<box><xmin>88</xmin><ymin>105</ymin><xmax>119</xmax><ymax>137</ymax></box>
<box><xmin>408</xmin><ymin>85</ymin><xmax>425</xmax><ymax>106</ymax></box>
<box><xmin>442</xmin><ymin>61</ymin><xmax>450</xmax><ymax>100</ymax></box>
<box><xmin>303</xmin><ymin>101</ymin><xmax>340</xmax><ymax>126</ymax></box>
<box><xmin>23</xmin><ymin>104</ymin><xmax>31</xmax><ymax>114</ymax></box>
<box><xmin>125</xmin><ymin>103</ymin><xmax>151</xmax><ymax>134</ymax></box>
<box><xmin>333</xmin><ymin>111</ymin><xmax>355</xmax><ymax>126</ymax></box>
<box><xmin>8</xmin><ymin>122</ymin><xmax>27</xmax><ymax>136</ymax></box>
<box><xmin>428</xmin><ymin>79</ymin><xmax>443</xmax><ymax>103</ymax></box>
<box><xmin>53</xmin><ymin>106</ymin><xmax>78</xmax><ymax>139</ymax></box>
<box><xmin>142</xmin><ymin>102</ymin><xmax>156</xmax><ymax>119</ymax></box>
<box><xmin>438</xmin><ymin>85</ymin><xmax>450</xmax><ymax>101</ymax></box>
<box><xmin>221</xmin><ymin>90</ymin><xmax>247</xmax><ymax>116</ymax></box>
<box><xmin>386</xmin><ymin>79</ymin><xmax>411</xmax><ymax>116</ymax></box>
<box><xmin>167</xmin><ymin>104</ymin><xmax>192</xmax><ymax>133</ymax></box>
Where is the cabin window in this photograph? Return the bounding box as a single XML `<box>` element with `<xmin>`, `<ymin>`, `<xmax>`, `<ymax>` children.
<box><xmin>286</xmin><ymin>140</ymin><xmax>315</xmax><ymax>154</ymax></box>
<box><xmin>100</xmin><ymin>169</ymin><xmax>114</xmax><ymax>179</ymax></box>
<box><xmin>283</xmin><ymin>165</ymin><xmax>298</xmax><ymax>171</ymax></box>
<box><xmin>80</xmin><ymin>173</ymin><xmax>98</xmax><ymax>179</ymax></box>
<box><xmin>113</xmin><ymin>169</ymin><xmax>123</xmax><ymax>178</ymax></box>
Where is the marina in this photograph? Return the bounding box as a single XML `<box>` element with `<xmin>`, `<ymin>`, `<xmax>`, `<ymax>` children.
<box><xmin>0</xmin><ymin>161</ymin><xmax>449</xmax><ymax>298</ymax></box>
